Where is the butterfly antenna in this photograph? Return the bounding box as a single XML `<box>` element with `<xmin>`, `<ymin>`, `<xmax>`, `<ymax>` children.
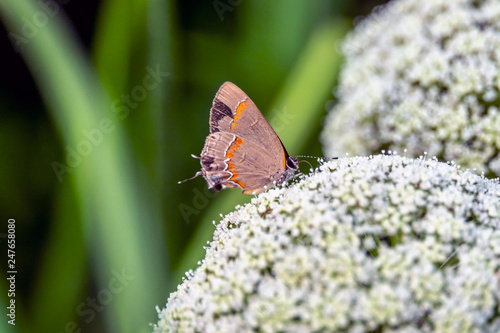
<box><xmin>295</xmin><ymin>155</ymin><xmax>338</xmax><ymax>160</ymax></box>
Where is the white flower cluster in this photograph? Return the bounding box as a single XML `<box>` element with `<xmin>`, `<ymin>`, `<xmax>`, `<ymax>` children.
<box><xmin>321</xmin><ymin>0</ymin><xmax>500</xmax><ymax>178</ymax></box>
<box><xmin>155</xmin><ymin>154</ymin><xmax>500</xmax><ymax>332</ymax></box>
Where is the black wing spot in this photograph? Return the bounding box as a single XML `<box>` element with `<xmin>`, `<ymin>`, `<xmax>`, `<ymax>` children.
<box><xmin>210</xmin><ymin>99</ymin><xmax>233</xmax><ymax>133</ymax></box>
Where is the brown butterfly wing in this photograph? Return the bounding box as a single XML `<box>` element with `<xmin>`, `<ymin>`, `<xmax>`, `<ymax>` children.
<box><xmin>207</xmin><ymin>82</ymin><xmax>290</xmax><ymax>193</ymax></box>
<box><xmin>210</xmin><ymin>82</ymin><xmax>287</xmax><ymax>164</ymax></box>
<box><xmin>201</xmin><ymin>131</ymin><xmax>286</xmax><ymax>194</ymax></box>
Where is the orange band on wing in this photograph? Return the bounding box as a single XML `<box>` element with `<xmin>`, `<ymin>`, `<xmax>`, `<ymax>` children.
<box><xmin>282</xmin><ymin>146</ymin><xmax>286</xmax><ymax>169</ymax></box>
<box><xmin>226</xmin><ymin>137</ymin><xmax>243</xmax><ymax>158</ymax></box>
<box><xmin>225</xmin><ymin>137</ymin><xmax>246</xmax><ymax>188</ymax></box>
<box><xmin>230</xmin><ymin>101</ymin><xmax>249</xmax><ymax>130</ymax></box>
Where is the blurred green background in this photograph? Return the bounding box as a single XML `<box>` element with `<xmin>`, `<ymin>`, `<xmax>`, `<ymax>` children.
<box><xmin>0</xmin><ymin>0</ymin><xmax>386</xmax><ymax>332</ymax></box>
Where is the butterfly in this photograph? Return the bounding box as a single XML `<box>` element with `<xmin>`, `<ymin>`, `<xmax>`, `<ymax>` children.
<box><xmin>180</xmin><ymin>82</ymin><xmax>299</xmax><ymax>195</ymax></box>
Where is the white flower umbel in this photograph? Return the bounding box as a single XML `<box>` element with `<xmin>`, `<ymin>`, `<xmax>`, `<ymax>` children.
<box><xmin>321</xmin><ymin>0</ymin><xmax>500</xmax><ymax>178</ymax></box>
<box><xmin>155</xmin><ymin>154</ymin><xmax>500</xmax><ymax>333</ymax></box>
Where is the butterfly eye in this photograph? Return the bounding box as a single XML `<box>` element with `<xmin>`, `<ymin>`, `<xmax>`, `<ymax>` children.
<box><xmin>286</xmin><ymin>157</ymin><xmax>299</xmax><ymax>170</ymax></box>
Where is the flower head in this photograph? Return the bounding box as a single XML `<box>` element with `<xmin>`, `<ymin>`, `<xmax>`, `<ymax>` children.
<box><xmin>321</xmin><ymin>0</ymin><xmax>500</xmax><ymax>178</ymax></box>
<box><xmin>155</xmin><ymin>154</ymin><xmax>500</xmax><ymax>332</ymax></box>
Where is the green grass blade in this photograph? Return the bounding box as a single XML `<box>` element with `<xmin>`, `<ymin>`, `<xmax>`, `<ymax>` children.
<box><xmin>30</xmin><ymin>181</ymin><xmax>86</xmax><ymax>332</ymax></box>
<box><xmin>0</xmin><ymin>0</ymin><xmax>168</xmax><ymax>332</ymax></box>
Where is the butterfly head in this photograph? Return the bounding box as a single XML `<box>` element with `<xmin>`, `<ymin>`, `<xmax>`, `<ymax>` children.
<box><xmin>286</xmin><ymin>156</ymin><xmax>299</xmax><ymax>171</ymax></box>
